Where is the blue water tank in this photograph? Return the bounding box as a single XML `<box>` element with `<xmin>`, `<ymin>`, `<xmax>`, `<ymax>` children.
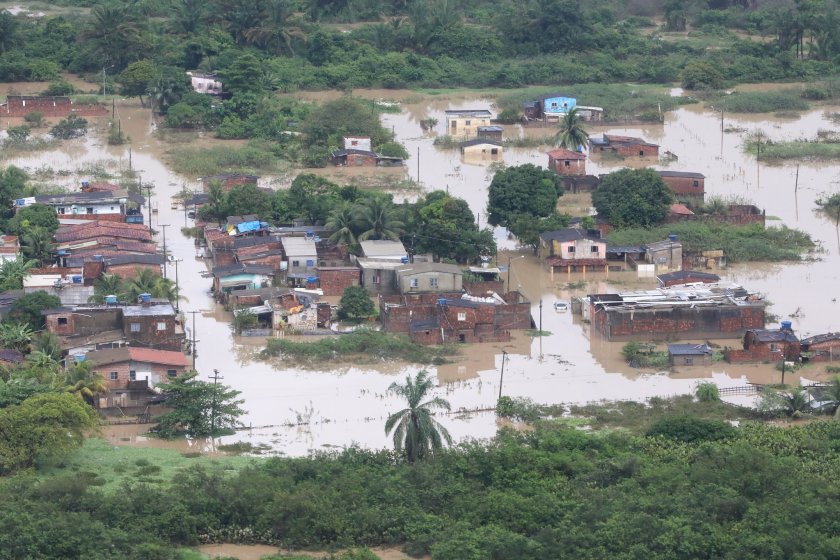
<box><xmin>93</xmin><ymin>254</ymin><xmax>103</xmax><ymax>261</ymax></box>
<box><xmin>438</xmin><ymin>298</ymin><xmax>446</xmax><ymax>306</ymax></box>
<box><xmin>668</xmin><ymin>234</ymin><xmax>678</xmax><ymax>242</ymax></box>
<box><xmin>781</xmin><ymin>321</ymin><xmax>793</xmax><ymax>331</ymax></box>
<box><xmin>71</xmin><ymin>275</ymin><xmax>82</xmax><ymax>284</ymax></box>
<box><xmin>57</xmin><ymin>249</ymin><xmax>68</xmax><ymax>256</ymax></box>
<box><xmin>105</xmin><ymin>295</ymin><xmax>118</xmax><ymax>304</ymax></box>
<box><xmin>81</xmin><ymin>180</ymin><xmax>90</xmax><ymax>188</ymax></box>
<box><xmin>306</xmin><ymin>276</ymin><xmax>318</xmax><ymax>284</ymax></box>
<box><xmin>139</xmin><ymin>293</ymin><xmax>152</xmax><ymax>303</ymax></box>
<box><xmin>75</xmin><ymin>354</ymin><xmax>86</xmax><ymax>362</ymax></box>
<box><xmin>400</xmin><ymin>256</ymin><xmax>409</xmax><ymax>264</ymax></box>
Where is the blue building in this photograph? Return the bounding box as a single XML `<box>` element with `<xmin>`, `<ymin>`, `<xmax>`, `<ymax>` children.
<box><xmin>523</xmin><ymin>93</ymin><xmax>577</xmax><ymax>119</ymax></box>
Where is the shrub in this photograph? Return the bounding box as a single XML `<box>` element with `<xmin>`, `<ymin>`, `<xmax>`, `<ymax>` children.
<box><xmin>23</xmin><ymin>112</ymin><xmax>44</xmax><ymax>127</ymax></box>
<box><xmin>695</xmin><ymin>382</ymin><xmax>721</xmax><ymax>402</ymax></box>
<box><xmin>647</xmin><ymin>415</ymin><xmax>736</xmax><ymax>443</ymax></box>
<box><xmin>41</xmin><ymin>80</ymin><xmax>74</xmax><ymax>96</ymax></box>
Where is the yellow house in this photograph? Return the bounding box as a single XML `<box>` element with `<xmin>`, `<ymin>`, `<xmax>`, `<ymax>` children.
<box><xmin>460</xmin><ymin>139</ymin><xmax>503</xmax><ymax>162</ymax></box>
<box><xmin>445</xmin><ymin>109</ymin><xmax>492</xmax><ymax>139</ymax></box>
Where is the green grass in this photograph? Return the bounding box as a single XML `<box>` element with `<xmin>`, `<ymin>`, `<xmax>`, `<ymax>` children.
<box><xmin>166</xmin><ymin>142</ymin><xmax>286</xmax><ymax>176</ymax></box>
<box><xmin>747</xmin><ymin>138</ymin><xmax>840</xmax><ymax>160</ymax></box>
<box><xmin>41</xmin><ymin>437</ymin><xmax>255</xmax><ymax>492</ymax></box>
<box><xmin>261</xmin><ymin>329</ymin><xmax>459</xmax><ymax>365</ymax></box>
<box><xmin>718</xmin><ymin>90</ymin><xmax>810</xmax><ymax>113</ymax></box>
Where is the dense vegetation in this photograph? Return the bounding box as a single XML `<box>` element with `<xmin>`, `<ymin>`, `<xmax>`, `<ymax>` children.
<box><xmin>3</xmin><ymin>404</ymin><xmax>840</xmax><ymax>558</ymax></box>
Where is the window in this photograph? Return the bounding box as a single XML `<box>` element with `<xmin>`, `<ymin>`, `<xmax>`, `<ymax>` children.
<box><xmin>591</xmin><ymin>246</ymin><xmax>600</xmax><ymax>254</ymax></box>
<box><xmin>110</xmin><ymin>206</ymin><xmax>115</xmax><ymax>211</ymax></box>
<box><xmin>109</xmin><ymin>371</ymin><xmax>118</xmax><ymax>380</ymax></box>
<box><xmin>86</xmin><ymin>207</ymin><xmax>94</xmax><ymax>214</ymax></box>
<box><xmin>639</xmin><ymin>150</ymin><xmax>645</xmax><ymax>156</ymax></box>
<box><xmin>130</xmin><ymin>323</ymin><xmax>140</xmax><ymax>332</ymax></box>
<box><xmin>292</xmin><ymin>260</ymin><xmax>300</xmax><ymax>267</ymax></box>
<box><xmin>351</xmin><ymin>139</ymin><xmax>358</xmax><ymax>146</ymax></box>
<box><xmin>306</xmin><ymin>259</ymin><xmax>314</xmax><ymax>267</ymax></box>
<box><xmin>770</xmin><ymin>343</ymin><xmax>778</xmax><ymax>352</ymax></box>
<box><xmin>491</xmin><ymin>148</ymin><xmax>498</xmax><ymax>155</ymax></box>
<box><xmin>465</xmin><ymin>120</ymin><xmax>471</xmax><ymax>125</ymax></box>
<box><xmin>685</xmin><ymin>358</ymin><xmax>694</xmax><ymax>365</ymax></box>
<box><xmin>457</xmin><ymin>312</ymin><xmax>466</xmax><ymax>321</ymax></box>
<box><xmin>57</xmin><ymin>317</ymin><xmax>68</xmax><ymax>325</ymax></box>
<box><xmin>429</xmin><ymin>278</ymin><xmax>438</xmax><ymax>288</ymax></box>
<box><xmin>692</xmin><ymin>180</ymin><xmax>699</xmax><ymax>187</ymax></box>
<box><xmin>567</xmin><ymin>246</ymin><xmax>575</xmax><ymax>253</ymax></box>
<box><xmin>129</xmin><ymin>370</ymin><xmax>136</xmax><ymax>381</ymax></box>
<box><xmin>450</xmin><ymin>121</ymin><xmax>457</xmax><ymax>130</ymax></box>
<box><xmin>410</xmin><ymin>278</ymin><xmax>419</xmax><ymax>288</ymax></box>
<box><xmin>564</xmin><ymin>160</ymin><xmax>571</xmax><ymax>167</ymax></box>
<box><xmin>167</xmin><ymin>369</ymin><xmax>177</xmax><ymax>378</ymax></box>
<box><xmin>157</xmin><ymin>322</ymin><xmax>166</xmax><ymax>331</ymax></box>
<box><xmin>58</xmin><ymin>207</ymin><xmax>65</xmax><ymax>214</ymax></box>
<box><xmin>372</xmin><ymin>273</ymin><xmax>381</xmax><ymax>284</ymax></box>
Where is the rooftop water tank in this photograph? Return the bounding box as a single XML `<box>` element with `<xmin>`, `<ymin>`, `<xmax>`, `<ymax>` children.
<box><xmin>781</xmin><ymin>320</ymin><xmax>793</xmax><ymax>331</ymax></box>
<box><xmin>668</xmin><ymin>234</ymin><xmax>678</xmax><ymax>242</ymax></box>
<box><xmin>71</xmin><ymin>275</ymin><xmax>82</xmax><ymax>284</ymax></box>
<box><xmin>400</xmin><ymin>256</ymin><xmax>409</xmax><ymax>264</ymax></box>
<box><xmin>438</xmin><ymin>298</ymin><xmax>446</xmax><ymax>306</ymax></box>
<box><xmin>105</xmin><ymin>295</ymin><xmax>118</xmax><ymax>304</ymax></box>
<box><xmin>139</xmin><ymin>293</ymin><xmax>152</xmax><ymax>303</ymax></box>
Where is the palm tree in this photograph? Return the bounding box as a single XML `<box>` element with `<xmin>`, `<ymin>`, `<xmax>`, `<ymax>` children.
<box><xmin>0</xmin><ymin>322</ymin><xmax>34</xmax><ymax>352</ymax></box>
<box><xmin>356</xmin><ymin>197</ymin><xmax>405</xmax><ymax>241</ymax></box>
<box><xmin>385</xmin><ymin>370</ymin><xmax>452</xmax><ymax>463</ymax></box>
<box><xmin>148</xmin><ymin>76</ymin><xmax>182</xmax><ymax>115</ymax></box>
<box><xmin>153</xmin><ymin>276</ymin><xmax>186</xmax><ymax>305</ymax></box>
<box><xmin>244</xmin><ymin>0</ymin><xmax>306</xmax><ymax>56</ymax></box>
<box><xmin>33</xmin><ymin>332</ymin><xmax>62</xmax><ymax>362</ymax></box>
<box><xmin>0</xmin><ymin>256</ymin><xmax>36</xmax><ymax>291</ymax></box>
<box><xmin>83</xmin><ymin>4</ymin><xmax>142</xmax><ymax>69</ymax></box>
<box><xmin>555</xmin><ymin>108</ymin><xmax>589</xmax><ymax>151</ymax></box>
<box><xmin>326</xmin><ymin>203</ymin><xmax>359</xmax><ymax>246</ymax></box>
<box><xmin>21</xmin><ymin>226</ymin><xmax>54</xmax><ymax>265</ymax></box>
<box><xmin>64</xmin><ymin>360</ymin><xmax>108</xmax><ymax>407</ymax></box>
<box><xmin>25</xmin><ymin>350</ymin><xmax>62</xmax><ymax>385</ymax></box>
<box><xmin>124</xmin><ymin>268</ymin><xmax>161</xmax><ymax>302</ymax></box>
<box><xmin>169</xmin><ymin>0</ymin><xmax>207</xmax><ymax>34</ymax></box>
<box><xmin>89</xmin><ymin>273</ymin><xmax>127</xmax><ymax>304</ymax></box>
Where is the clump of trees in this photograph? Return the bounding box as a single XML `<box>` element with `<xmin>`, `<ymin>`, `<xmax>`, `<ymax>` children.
<box><xmin>338</xmin><ymin>286</ymin><xmax>376</xmax><ymax>322</ymax></box>
<box><xmin>152</xmin><ymin>372</ymin><xmax>245</xmax><ymax>438</ymax></box>
<box><xmin>89</xmin><ymin>270</ymin><xmax>181</xmax><ymax>305</ymax></box>
<box><xmin>592</xmin><ymin>168</ymin><xmax>673</xmax><ymax>228</ymax></box>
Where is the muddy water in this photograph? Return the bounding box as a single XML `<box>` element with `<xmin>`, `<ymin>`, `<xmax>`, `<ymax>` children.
<box><xmin>3</xmin><ymin>92</ymin><xmax>840</xmax><ymax>456</ymax></box>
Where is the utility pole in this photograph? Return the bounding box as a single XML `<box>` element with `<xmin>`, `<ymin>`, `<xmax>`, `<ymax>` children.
<box><xmin>416</xmin><ymin>146</ymin><xmax>420</xmax><ymax>184</ymax></box>
<box><xmin>498</xmin><ymin>351</ymin><xmax>508</xmax><ymax>401</ymax></box>
<box><xmin>187</xmin><ymin>310</ymin><xmax>201</xmax><ymax>370</ymax></box>
<box><xmin>209</xmin><ymin>369</ymin><xmax>224</xmax><ymax>435</ymax></box>
<box><xmin>539</xmin><ymin>299</ymin><xmax>543</xmax><ymax>333</ymax></box>
<box><xmin>141</xmin><ymin>177</ymin><xmax>153</xmax><ymax>235</ymax></box>
<box><xmin>172</xmin><ymin>258</ymin><xmax>181</xmax><ymax>313</ymax></box>
<box><xmin>159</xmin><ymin>224</ymin><xmax>169</xmax><ymax>279</ymax></box>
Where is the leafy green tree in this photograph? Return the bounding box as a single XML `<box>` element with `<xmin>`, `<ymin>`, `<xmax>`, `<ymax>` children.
<box><xmin>385</xmin><ymin>370</ymin><xmax>452</xmax><ymax>463</ymax></box>
<box><xmin>816</xmin><ymin>192</ymin><xmax>840</xmax><ymax>248</ymax></box>
<box><xmin>646</xmin><ymin>415</ymin><xmax>736</xmax><ymax>443</ymax></box>
<box><xmin>680</xmin><ymin>60</ymin><xmax>725</xmax><ymax>90</ymax></box>
<box><xmin>0</xmin><ymin>392</ymin><xmax>98</xmax><ymax>474</ymax></box>
<box><xmin>4</xmin><ymin>125</ymin><xmax>30</xmax><ymax>144</ymax></box>
<box><xmin>555</xmin><ymin>107</ymin><xmax>589</xmax><ymax>151</ymax></box>
<box><xmin>218</xmin><ymin>51</ymin><xmax>265</xmax><ymax>95</ymax></box>
<box><xmin>592</xmin><ymin>168</ymin><xmax>673</xmax><ymax>228</ymax></box>
<box><xmin>759</xmin><ymin>386</ymin><xmax>812</xmax><ymax>418</ymax></box>
<box><xmin>415</xmin><ymin>192</ymin><xmax>494</xmax><ymax>262</ymax></box>
<box><xmin>695</xmin><ymin>382</ymin><xmax>721</xmax><ymax>402</ymax></box>
<box><xmin>507</xmin><ymin>212</ymin><xmax>570</xmax><ymax>252</ymax></box>
<box><xmin>0</xmin><ymin>11</ymin><xmax>18</xmax><ymax>55</ymax></box>
<box><xmin>356</xmin><ymin>197</ymin><xmax>405</xmax><ymax>241</ymax></box>
<box><xmin>244</xmin><ymin>0</ymin><xmax>306</xmax><ymax>56</ymax></box>
<box><xmin>153</xmin><ymin>371</ymin><xmax>245</xmax><ymax>438</ymax></box>
<box><xmin>287</xmin><ymin>174</ymin><xmax>340</xmax><ymax>224</ymax></box>
<box><xmin>82</xmin><ymin>4</ymin><xmax>142</xmax><ymax>69</ymax></box>
<box><xmin>0</xmin><ymin>166</ymin><xmax>27</xmax><ymax>222</ymax></box>
<box><xmin>820</xmin><ymin>375</ymin><xmax>840</xmax><ymax>417</ymax></box>
<box><xmin>200</xmin><ymin>180</ymin><xmax>228</xmax><ymax>225</ymax></box>
<box><xmin>5</xmin><ymin>203</ymin><xmax>59</xmax><ymax>236</ymax></box>
<box><xmin>119</xmin><ymin>60</ymin><xmax>157</xmax><ymax>107</ymax></box>
<box><xmin>33</xmin><ymin>332</ymin><xmax>62</xmax><ymax>362</ymax></box>
<box><xmin>487</xmin><ymin>164</ymin><xmax>562</xmax><ymax>228</ymax></box>
<box><xmin>226</xmin><ymin>183</ymin><xmax>272</xmax><ymax>220</ymax></box>
<box><xmin>50</xmin><ymin>114</ymin><xmax>88</xmax><ymax>139</ymax></box>
<box><xmin>301</xmin><ymin>96</ymin><xmax>394</xmax><ymax>150</ymax></box>
<box><xmin>7</xmin><ymin>291</ymin><xmax>60</xmax><ymax>330</ymax></box>
<box><xmin>0</xmin><ymin>378</ymin><xmax>52</xmax><ymax>408</ymax></box>
<box><xmin>338</xmin><ymin>285</ymin><xmax>376</xmax><ymax>321</ymax></box>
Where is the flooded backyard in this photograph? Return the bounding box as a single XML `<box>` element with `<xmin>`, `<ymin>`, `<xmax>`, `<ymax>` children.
<box><xmin>2</xmin><ymin>86</ymin><xmax>839</xmax><ymax>455</ymax></box>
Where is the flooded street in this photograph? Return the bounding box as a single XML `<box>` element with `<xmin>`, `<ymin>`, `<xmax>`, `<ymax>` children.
<box><xmin>3</xmin><ymin>88</ymin><xmax>839</xmax><ymax>455</ymax></box>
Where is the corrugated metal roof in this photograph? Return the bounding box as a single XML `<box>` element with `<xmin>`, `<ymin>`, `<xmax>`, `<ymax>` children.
<box><xmin>281</xmin><ymin>236</ymin><xmax>317</xmax><ymax>257</ymax></box>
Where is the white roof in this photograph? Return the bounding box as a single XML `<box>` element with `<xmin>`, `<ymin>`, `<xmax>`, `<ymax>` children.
<box><xmin>359</xmin><ymin>240</ymin><xmax>407</xmax><ymax>259</ymax></box>
<box><xmin>281</xmin><ymin>236</ymin><xmax>317</xmax><ymax>257</ymax></box>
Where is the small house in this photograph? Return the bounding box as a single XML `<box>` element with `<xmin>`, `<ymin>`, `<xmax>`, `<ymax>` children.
<box><xmin>331</xmin><ymin>148</ymin><xmax>378</xmax><ymax>167</ymax></box>
<box><xmin>725</xmin><ymin>322</ymin><xmax>800</xmax><ymax>363</ymax></box>
<box><xmin>590</xmin><ymin>135</ymin><xmax>659</xmax><ymax>157</ymax></box>
<box><xmin>317</xmin><ymin>267</ymin><xmax>361</xmax><ymax>296</ymax></box>
<box><xmin>395</xmin><ymin>263</ymin><xmax>463</xmax><ymax>294</ymax></box>
<box><xmin>444</xmin><ymin>109</ymin><xmax>493</xmax><ymax>139</ymax></box>
<box><xmin>122</xmin><ymin>301</ymin><xmax>185</xmax><ymax>351</ymax></box>
<box><xmin>359</xmin><ymin>240</ymin><xmax>407</xmax><ymax>261</ymax></box>
<box><xmin>0</xmin><ymin>235</ymin><xmax>20</xmax><ymax>263</ymax></box>
<box><xmin>523</xmin><ymin>94</ymin><xmax>576</xmax><ymax>120</ymax></box>
<box><xmin>212</xmin><ymin>263</ymin><xmax>274</xmax><ymax>294</ymax></box>
<box><xmin>538</xmin><ymin>229</ymin><xmax>607</xmax><ymax>275</ymax></box>
<box><xmin>477</xmin><ymin>126</ymin><xmax>503</xmax><ymax>141</ymax></box>
<box><xmin>658</xmin><ymin>171</ymin><xmax>705</xmax><ymax>207</ymax></box>
<box><xmin>644</xmin><ymin>236</ymin><xmax>682</xmax><ymax>273</ymax></box>
<box><xmin>800</xmin><ymin>333</ymin><xmax>840</xmax><ymax>363</ymax></box>
<box><xmin>188</xmin><ymin>72</ymin><xmax>223</xmax><ymax>95</ymax></box>
<box><xmin>547</xmin><ymin>148</ymin><xmax>586</xmax><ymax>176</ymax></box>
<box><xmin>86</xmin><ymin>347</ymin><xmax>189</xmax><ymax>408</ymax></box>
<box><xmin>22</xmin><ymin>191</ymin><xmax>132</xmax><ymax>222</ymax></box>
<box><xmin>667</xmin><ymin>203</ymin><xmax>695</xmax><ymax>222</ymax></box>
<box><xmin>358</xmin><ymin>259</ymin><xmax>405</xmax><ymax>296</ymax></box>
<box><xmin>460</xmin><ymin>139</ymin><xmax>502</xmax><ymax>159</ymax></box>
<box><xmin>281</xmin><ymin>236</ymin><xmax>318</xmax><ymax>285</ymax></box>
<box><xmin>668</xmin><ymin>343</ymin><xmax>713</xmax><ymax>366</ymax></box>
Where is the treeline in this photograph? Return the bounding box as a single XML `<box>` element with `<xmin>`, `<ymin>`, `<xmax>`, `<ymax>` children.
<box><xmin>2</xmin><ymin>417</ymin><xmax>840</xmax><ymax>558</ymax></box>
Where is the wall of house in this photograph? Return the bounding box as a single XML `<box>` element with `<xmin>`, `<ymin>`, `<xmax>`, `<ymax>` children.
<box><xmin>592</xmin><ymin>304</ymin><xmax>765</xmax><ymax>341</ymax></box>
<box><xmin>286</xmin><ymin>255</ymin><xmax>317</xmax><ymax>277</ymax></box>
<box><xmin>551</xmin><ymin>238</ymin><xmax>606</xmax><ymax>260</ymax></box>
<box><xmin>447</xmin><ymin>116</ymin><xmax>491</xmax><ymax>138</ymax></box>
<box><xmin>543</xmin><ymin>96</ymin><xmax>577</xmax><ymax>114</ymax></box>
<box><xmin>612</xmin><ymin>143</ymin><xmax>659</xmax><ymax>157</ymax></box>
<box><xmin>239</xmin><ymin>254</ymin><xmax>283</xmax><ymax>270</ymax></box>
<box><xmin>92</xmin><ymin>360</ymin><xmax>131</xmax><ymax>390</ymax></box>
<box><xmin>319</xmin><ymin>268</ymin><xmax>361</xmax><ymax>296</ymax></box>
<box><xmin>804</xmin><ymin>341</ymin><xmax>840</xmax><ymax>362</ymax></box>
<box><xmin>346</xmin><ymin>153</ymin><xmax>377</xmax><ymax>166</ymax></box>
<box><xmin>645</xmin><ymin>245</ymin><xmax>683</xmax><ymax>272</ymax></box>
<box><xmin>462</xmin><ymin>144</ymin><xmax>501</xmax><ymax>157</ymax></box>
<box><xmin>671</xmin><ymin>354</ymin><xmax>711</xmax><ymax>366</ymax></box>
<box><xmin>123</xmin><ymin>314</ymin><xmax>183</xmax><ymax>350</ymax></box>
<box><xmin>549</xmin><ymin>157</ymin><xmax>586</xmax><ymax>176</ymax></box>
<box><xmin>46</xmin><ymin>308</ymin><xmax>122</xmax><ymax>337</ymax></box>
<box><xmin>107</xmin><ymin>262</ymin><xmax>161</xmax><ymax>279</ymax></box>
<box><xmin>362</xmin><ymin>268</ymin><xmax>398</xmax><ymax>296</ymax></box>
<box><xmin>464</xmin><ymin>280</ymin><xmax>504</xmax><ymax>297</ymax></box>
<box><xmin>661</xmin><ymin>176</ymin><xmax>705</xmax><ymax>206</ymax></box>
<box><xmin>397</xmin><ymin>272</ymin><xmax>462</xmax><ymax>294</ymax></box>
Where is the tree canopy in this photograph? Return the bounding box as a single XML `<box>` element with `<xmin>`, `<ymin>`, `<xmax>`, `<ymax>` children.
<box><xmin>338</xmin><ymin>285</ymin><xmax>376</xmax><ymax>321</ymax></box>
<box><xmin>152</xmin><ymin>371</ymin><xmax>245</xmax><ymax>438</ymax></box>
<box><xmin>487</xmin><ymin>164</ymin><xmax>563</xmax><ymax>227</ymax></box>
<box><xmin>592</xmin><ymin>168</ymin><xmax>673</xmax><ymax>228</ymax></box>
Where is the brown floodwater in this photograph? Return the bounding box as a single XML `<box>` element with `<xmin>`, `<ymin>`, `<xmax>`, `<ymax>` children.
<box><xmin>3</xmin><ymin>90</ymin><xmax>839</xmax><ymax>455</ymax></box>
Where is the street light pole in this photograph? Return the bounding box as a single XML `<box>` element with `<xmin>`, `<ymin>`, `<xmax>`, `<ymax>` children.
<box><xmin>159</xmin><ymin>224</ymin><xmax>169</xmax><ymax>279</ymax></box>
<box><xmin>210</xmin><ymin>368</ymin><xmax>223</xmax><ymax>436</ymax></box>
<box><xmin>498</xmin><ymin>350</ymin><xmax>508</xmax><ymax>401</ymax></box>
<box><xmin>172</xmin><ymin>258</ymin><xmax>182</xmax><ymax>313</ymax></box>
<box><xmin>507</xmin><ymin>254</ymin><xmax>525</xmax><ymax>293</ymax></box>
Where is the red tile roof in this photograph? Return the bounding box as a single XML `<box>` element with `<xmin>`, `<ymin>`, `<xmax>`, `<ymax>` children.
<box><xmin>546</xmin><ymin>148</ymin><xmax>586</xmax><ymax>160</ymax></box>
<box><xmin>128</xmin><ymin>348</ymin><xmax>189</xmax><ymax>367</ymax></box>
<box><xmin>669</xmin><ymin>203</ymin><xmax>695</xmax><ymax>216</ymax></box>
<box><xmin>55</xmin><ymin>222</ymin><xmax>152</xmax><ymax>242</ymax></box>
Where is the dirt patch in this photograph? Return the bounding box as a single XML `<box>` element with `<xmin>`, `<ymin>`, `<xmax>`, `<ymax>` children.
<box><xmin>197</xmin><ymin>544</ymin><xmax>423</xmax><ymax>560</ymax></box>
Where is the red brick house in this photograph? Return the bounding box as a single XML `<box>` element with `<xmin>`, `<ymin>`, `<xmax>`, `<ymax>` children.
<box><xmin>590</xmin><ymin>134</ymin><xmax>659</xmax><ymax>157</ymax></box>
<box><xmin>85</xmin><ymin>347</ymin><xmax>189</xmax><ymax>408</ymax></box>
<box><xmin>331</xmin><ymin>149</ymin><xmax>378</xmax><ymax>166</ymax></box>
<box><xmin>201</xmin><ymin>174</ymin><xmax>260</xmax><ymax>192</ymax></box>
<box><xmin>658</xmin><ymin>171</ymin><xmax>705</xmax><ymax>207</ymax></box>
<box><xmin>547</xmin><ymin>148</ymin><xmax>586</xmax><ymax>176</ymax></box>
<box><xmin>800</xmin><ymin>333</ymin><xmax>840</xmax><ymax>362</ymax></box>
<box><xmin>725</xmin><ymin>324</ymin><xmax>800</xmax><ymax>363</ymax></box>
<box><xmin>318</xmin><ymin>267</ymin><xmax>361</xmax><ymax>296</ymax></box>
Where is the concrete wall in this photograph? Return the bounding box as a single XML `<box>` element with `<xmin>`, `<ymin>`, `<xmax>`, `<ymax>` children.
<box><xmin>447</xmin><ymin>116</ymin><xmax>491</xmax><ymax>139</ymax></box>
<box><xmin>1</xmin><ymin>97</ymin><xmax>108</xmax><ymax>117</ymax></box>
<box><xmin>397</xmin><ymin>271</ymin><xmax>462</xmax><ymax>294</ymax></box>
<box><xmin>123</xmin><ymin>314</ymin><xmax>183</xmax><ymax>350</ymax></box>
<box><xmin>548</xmin><ymin>156</ymin><xmax>586</xmax><ymax>176</ymax></box>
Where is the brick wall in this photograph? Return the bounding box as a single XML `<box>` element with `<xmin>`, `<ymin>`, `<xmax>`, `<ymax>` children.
<box><xmin>1</xmin><ymin>97</ymin><xmax>109</xmax><ymax>117</ymax></box>
<box><xmin>238</xmin><ymin>254</ymin><xmax>283</xmax><ymax>270</ymax></box>
<box><xmin>123</xmin><ymin>315</ymin><xmax>183</xmax><ymax>350</ymax></box>
<box><xmin>613</xmin><ymin>143</ymin><xmax>659</xmax><ymax>157</ymax></box>
<box><xmin>806</xmin><ymin>341</ymin><xmax>840</xmax><ymax>362</ymax></box>
<box><xmin>319</xmin><ymin>268</ymin><xmax>361</xmax><ymax>296</ymax></box>
<box><xmin>107</xmin><ymin>263</ymin><xmax>161</xmax><ymax>279</ymax></box>
<box><xmin>57</xmin><ymin>213</ymin><xmax>125</xmax><ymax>223</ymax></box>
<box><xmin>593</xmin><ymin>304</ymin><xmax>765</xmax><ymax>341</ymax></box>
<box><xmin>464</xmin><ymin>280</ymin><xmax>504</xmax><ymax>296</ymax></box>
<box><xmin>92</xmin><ymin>361</ymin><xmax>131</xmax><ymax>390</ymax></box>
<box><xmin>661</xmin><ymin>176</ymin><xmax>705</xmax><ymax>196</ymax></box>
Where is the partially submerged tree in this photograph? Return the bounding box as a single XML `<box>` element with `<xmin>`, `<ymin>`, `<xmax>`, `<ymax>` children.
<box><xmin>385</xmin><ymin>370</ymin><xmax>452</xmax><ymax>463</ymax></box>
<box><xmin>488</xmin><ymin>164</ymin><xmax>563</xmax><ymax>228</ymax></box>
<box><xmin>555</xmin><ymin>107</ymin><xmax>589</xmax><ymax>151</ymax></box>
<box><xmin>592</xmin><ymin>168</ymin><xmax>673</xmax><ymax>228</ymax></box>
<box><xmin>153</xmin><ymin>372</ymin><xmax>245</xmax><ymax>438</ymax></box>
<box><xmin>816</xmin><ymin>192</ymin><xmax>840</xmax><ymax>250</ymax></box>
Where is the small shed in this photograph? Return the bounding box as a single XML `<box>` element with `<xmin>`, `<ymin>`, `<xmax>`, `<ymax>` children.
<box><xmin>460</xmin><ymin>139</ymin><xmax>502</xmax><ymax>158</ymax></box>
<box><xmin>547</xmin><ymin>148</ymin><xmax>586</xmax><ymax>176</ymax></box>
<box><xmin>668</xmin><ymin>343</ymin><xmax>713</xmax><ymax>366</ymax></box>
<box><xmin>477</xmin><ymin>126</ymin><xmax>503</xmax><ymax>141</ymax></box>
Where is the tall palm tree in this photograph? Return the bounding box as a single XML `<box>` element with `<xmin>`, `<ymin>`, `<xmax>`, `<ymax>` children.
<box><xmin>153</xmin><ymin>276</ymin><xmax>186</xmax><ymax>305</ymax></box>
<box><xmin>148</xmin><ymin>76</ymin><xmax>182</xmax><ymax>115</ymax></box>
<box><xmin>124</xmin><ymin>268</ymin><xmax>161</xmax><ymax>302</ymax></box>
<box><xmin>356</xmin><ymin>197</ymin><xmax>405</xmax><ymax>241</ymax></box>
<box><xmin>25</xmin><ymin>350</ymin><xmax>62</xmax><ymax>385</ymax></box>
<box><xmin>555</xmin><ymin>108</ymin><xmax>589</xmax><ymax>151</ymax></box>
<box><xmin>0</xmin><ymin>256</ymin><xmax>36</xmax><ymax>291</ymax></box>
<box><xmin>33</xmin><ymin>332</ymin><xmax>62</xmax><ymax>362</ymax></box>
<box><xmin>778</xmin><ymin>386</ymin><xmax>811</xmax><ymax>418</ymax></box>
<box><xmin>83</xmin><ymin>4</ymin><xmax>142</xmax><ymax>69</ymax></box>
<box><xmin>64</xmin><ymin>360</ymin><xmax>108</xmax><ymax>407</ymax></box>
<box><xmin>244</xmin><ymin>0</ymin><xmax>306</xmax><ymax>56</ymax></box>
<box><xmin>326</xmin><ymin>202</ymin><xmax>359</xmax><ymax>246</ymax></box>
<box><xmin>169</xmin><ymin>0</ymin><xmax>208</xmax><ymax>34</ymax></box>
<box><xmin>385</xmin><ymin>370</ymin><xmax>452</xmax><ymax>463</ymax></box>
<box><xmin>21</xmin><ymin>226</ymin><xmax>54</xmax><ymax>265</ymax></box>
